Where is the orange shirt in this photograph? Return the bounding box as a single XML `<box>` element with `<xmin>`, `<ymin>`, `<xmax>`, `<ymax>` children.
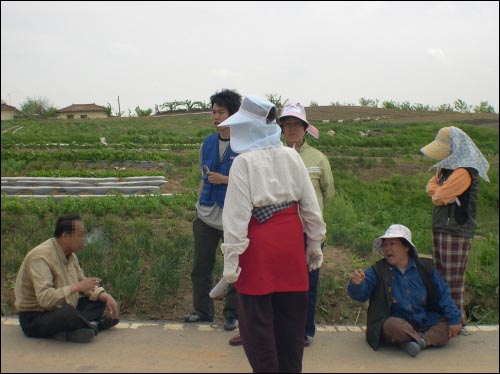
<box><xmin>426</xmin><ymin>168</ymin><xmax>472</xmax><ymax>206</ymax></box>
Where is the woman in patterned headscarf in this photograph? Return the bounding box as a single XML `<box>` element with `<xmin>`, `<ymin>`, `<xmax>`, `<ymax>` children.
<box><xmin>420</xmin><ymin>126</ymin><xmax>490</xmax><ymax>325</ymax></box>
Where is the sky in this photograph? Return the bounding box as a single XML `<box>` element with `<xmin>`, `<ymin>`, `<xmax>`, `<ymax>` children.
<box><xmin>1</xmin><ymin>1</ymin><xmax>499</xmax><ymax>115</ymax></box>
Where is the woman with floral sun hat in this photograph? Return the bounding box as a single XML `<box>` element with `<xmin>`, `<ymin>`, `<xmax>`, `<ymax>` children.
<box><xmin>347</xmin><ymin>224</ymin><xmax>462</xmax><ymax>357</ymax></box>
<box><xmin>420</xmin><ymin>126</ymin><xmax>490</xmax><ymax>325</ymax></box>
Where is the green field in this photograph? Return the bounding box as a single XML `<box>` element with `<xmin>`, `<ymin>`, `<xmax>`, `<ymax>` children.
<box><xmin>1</xmin><ymin>113</ymin><xmax>498</xmax><ymax>324</ymax></box>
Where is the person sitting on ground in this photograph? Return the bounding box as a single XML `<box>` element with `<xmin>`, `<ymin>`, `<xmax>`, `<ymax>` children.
<box><xmin>347</xmin><ymin>224</ymin><xmax>462</xmax><ymax>357</ymax></box>
<box><xmin>14</xmin><ymin>213</ymin><xmax>120</xmax><ymax>343</ymax></box>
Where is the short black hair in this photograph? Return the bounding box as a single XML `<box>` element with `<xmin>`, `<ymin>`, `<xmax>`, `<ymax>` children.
<box><xmin>54</xmin><ymin>213</ymin><xmax>81</xmax><ymax>238</ymax></box>
<box><xmin>210</xmin><ymin>89</ymin><xmax>242</xmax><ymax>115</ymax></box>
<box><xmin>266</xmin><ymin>107</ymin><xmax>277</xmax><ymax>124</ymax></box>
<box><xmin>399</xmin><ymin>238</ymin><xmax>416</xmax><ymax>257</ymax></box>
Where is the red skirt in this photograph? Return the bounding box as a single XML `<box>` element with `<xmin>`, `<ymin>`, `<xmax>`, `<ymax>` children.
<box><xmin>235</xmin><ymin>205</ymin><xmax>309</xmax><ymax>295</ymax></box>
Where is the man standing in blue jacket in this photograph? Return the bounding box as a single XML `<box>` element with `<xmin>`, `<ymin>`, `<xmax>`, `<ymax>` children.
<box><xmin>183</xmin><ymin>89</ymin><xmax>242</xmax><ymax>331</ymax></box>
<box><xmin>347</xmin><ymin>224</ymin><xmax>462</xmax><ymax>357</ymax></box>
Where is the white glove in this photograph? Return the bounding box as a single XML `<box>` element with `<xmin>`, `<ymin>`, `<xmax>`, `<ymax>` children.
<box><xmin>306</xmin><ymin>246</ymin><xmax>323</xmax><ymax>271</ymax></box>
<box><xmin>209</xmin><ymin>278</ymin><xmax>229</xmax><ymax>298</ymax></box>
<box><xmin>223</xmin><ymin>251</ymin><xmax>241</xmax><ymax>284</ymax></box>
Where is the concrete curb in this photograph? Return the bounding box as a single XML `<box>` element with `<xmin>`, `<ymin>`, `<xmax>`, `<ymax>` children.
<box><xmin>2</xmin><ymin>316</ymin><xmax>497</xmax><ymax>332</ymax></box>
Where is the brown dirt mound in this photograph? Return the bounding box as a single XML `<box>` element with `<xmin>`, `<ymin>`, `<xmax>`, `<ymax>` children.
<box><xmin>305</xmin><ymin>105</ymin><xmax>499</xmax><ymax>127</ymax></box>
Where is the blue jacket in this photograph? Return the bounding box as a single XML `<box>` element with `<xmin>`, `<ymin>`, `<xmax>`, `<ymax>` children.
<box><xmin>199</xmin><ymin>133</ymin><xmax>238</xmax><ymax>208</ymax></box>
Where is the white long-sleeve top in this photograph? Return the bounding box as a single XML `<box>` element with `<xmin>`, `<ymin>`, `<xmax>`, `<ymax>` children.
<box><xmin>221</xmin><ymin>146</ymin><xmax>326</xmax><ymax>257</ymax></box>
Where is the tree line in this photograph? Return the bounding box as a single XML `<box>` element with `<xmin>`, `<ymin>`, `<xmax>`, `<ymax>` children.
<box><xmin>1</xmin><ymin>95</ymin><xmax>496</xmax><ymax>120</ymax></box>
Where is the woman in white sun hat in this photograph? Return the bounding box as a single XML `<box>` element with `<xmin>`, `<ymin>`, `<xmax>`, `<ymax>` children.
<box><xmin>213</xmin><ymin>95</ymin><xmax>326</xmax><ymax>372</ymax></box>
<box><xmin>420</xmin><ymin>126</ymin><xmax>490</xmax><ymax>325</ymax></box>
<box><xmin>347</xmin><ymin>224</ymin><xmax>462</xmax><ymax>357</ymax></box>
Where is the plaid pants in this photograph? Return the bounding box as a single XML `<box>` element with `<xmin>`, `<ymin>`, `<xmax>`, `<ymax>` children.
<box><xmin>432</xmin><ymin>231</ymin><xmax>471</xmax><ymax>312</ymax></box>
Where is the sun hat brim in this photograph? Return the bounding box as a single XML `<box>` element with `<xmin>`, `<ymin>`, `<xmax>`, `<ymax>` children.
<box><xmin>420</xmin><ymin>140</ymin><xmax>450</xmax><ymax>160</ymax></box>
<box><xmin>420</xmin><ymin>127</ymin><xmax>451</xmax><ymax>160</ymax></box>
<box><xmin>217</xmin><ymin>110</ymin><xmax>255</xmax><ymax>128</ymax></box>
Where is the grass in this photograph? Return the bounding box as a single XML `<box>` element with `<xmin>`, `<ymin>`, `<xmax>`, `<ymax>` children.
<box><xmin>1</xmin><ymin>114</ymin><xmax>498</xmax><ymax>323</ymax></box>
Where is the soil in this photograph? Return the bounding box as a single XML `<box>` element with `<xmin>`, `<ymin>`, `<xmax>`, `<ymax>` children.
<box><xmin>304</xmin><ymin>105</ymin><xmax>499</xmax><ymax>128</ymax></box>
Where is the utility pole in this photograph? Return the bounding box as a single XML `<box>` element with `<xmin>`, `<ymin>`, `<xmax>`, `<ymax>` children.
<box><xmin>117</xmin><ymin>96</ymin><xmax>121</xmax><ymax>117</ymax></box>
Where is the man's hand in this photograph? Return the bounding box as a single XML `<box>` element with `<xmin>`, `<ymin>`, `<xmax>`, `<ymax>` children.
<box><xmin>72</xmin><ymin>277</ymin><xmax>101</xmax><ymax>293</ymax></box>
<box><xmin>351</xmin><ymin>269</ymin><xmax>366</xmax><ymax>285</ymax></box>
<box><xmin>206</xmin><ymin>171</ymin><xmax>228</xmax><ymax>185</ymax></box>
<box><xmin>100</xmin><ymin>292</ymin><xmax>120</xmax><ymax>319</ymax></box>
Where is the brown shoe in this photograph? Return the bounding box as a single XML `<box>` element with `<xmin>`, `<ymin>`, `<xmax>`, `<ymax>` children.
<box><xmin>229</xmin><ymin>333</ymin><xmax>242</xmax><ymax>346</ymax></box>
<box><xmin>304</xmin><ymin>336</ymin><xmax>310</xmax><ymax>347</ymax></box>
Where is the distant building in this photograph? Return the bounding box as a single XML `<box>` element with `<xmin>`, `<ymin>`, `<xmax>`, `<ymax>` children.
<box><xmin>1</xmin><ymin>103</ymin><xmax>18</xmax><ymax>121</ymax></box>
<box><xmin>56</xmin><ymin>103</ymin><xmax>108</xmax><ymax>119</ymax></box>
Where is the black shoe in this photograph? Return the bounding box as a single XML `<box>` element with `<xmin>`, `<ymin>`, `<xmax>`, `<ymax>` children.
<box><xmin>224</xmin><ymin>317</ymin><xmax>238</xmax><ymax>331</ymax></box>
<box><xmin>97</xmin><ymin>317</ymin><xmax>119</xmax><ymax>331</ymax></box>
<box><xmin>183</xmin><ymin>312</ymin><xmax>214</xmax><ymax>323</ymax></box>
<box><xmin>54</xmin><ymin>328</ymin><xmax>95</xmax><ymax>343</ymax></box>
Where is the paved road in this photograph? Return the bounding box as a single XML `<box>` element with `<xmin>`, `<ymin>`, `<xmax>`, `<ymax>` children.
<box><xmin>2</xmin><ymin>318</ymin><xmax>498</xmax><ymax>373</ymax></box>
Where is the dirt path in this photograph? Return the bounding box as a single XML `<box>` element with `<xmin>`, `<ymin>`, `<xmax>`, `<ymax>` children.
<box><xmin>2</xmin><ymin>318</ymin><xmax>498</xmax><ymax>373</ymax></box>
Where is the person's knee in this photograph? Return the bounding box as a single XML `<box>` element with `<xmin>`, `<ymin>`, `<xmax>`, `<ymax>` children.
<box><xmin>57</xmin><ymin>305</ymin><xmax>84</xmax><ymax>330</ymax></box>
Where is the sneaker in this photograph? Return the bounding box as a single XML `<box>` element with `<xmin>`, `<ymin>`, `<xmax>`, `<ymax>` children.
<box><xmin>183</xmin><ymin>312</ymin><xmax>213</xmax><ymax>323</ymax></box>
<box><xmin>229</xmin><ymin>333</ymin><xmax>242</xmax><ymax>346</ymax></box>
<box><xmin>97</xmin><ymin>317</ymin><xmax>119</xmax><ymax>331</ymax></box>
<box><xmin>400</xmin><ymin>341</ymin><xmax>421</xmax><ymax>357</ymax></box>
<box><xmin>304</xmin><ymin>336</ymin><xmax>311</xmax><ymax>347</ymax></box>
<box><xmin>224</xmin><ymin>317</ymin><xmax>238</xmax><ymax>331</ymax></box>
<box><xmin>54</xmin><ymin>328</ymin><xmax>95</xmax><ymax>343</ymax></box>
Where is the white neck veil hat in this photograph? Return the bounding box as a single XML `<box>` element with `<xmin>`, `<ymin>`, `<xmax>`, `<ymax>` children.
<box><xmin>421</xmin><ymin>126</ymin><xmax>490</xmax><ymax>182</ymax></box>
<box><xmin>217</xmin><ymin>96</ymin><xmax>282</xmax><ymax>153</ymax></box>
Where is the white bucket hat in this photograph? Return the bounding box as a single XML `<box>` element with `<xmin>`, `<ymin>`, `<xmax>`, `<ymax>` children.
<box><xmin>373</xmin><ymin>224</ymin><xmax>418</xmax><ymax>257</ymax></box>
<box><xmin>217</xmin><ymin>96</ymin><xmax>282</xmax><ymax>153</ymax></box>
<box><xmin>278</xmin><ymin>103</ymin><xmax>320</xmax><ymax>139</ymax></box>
